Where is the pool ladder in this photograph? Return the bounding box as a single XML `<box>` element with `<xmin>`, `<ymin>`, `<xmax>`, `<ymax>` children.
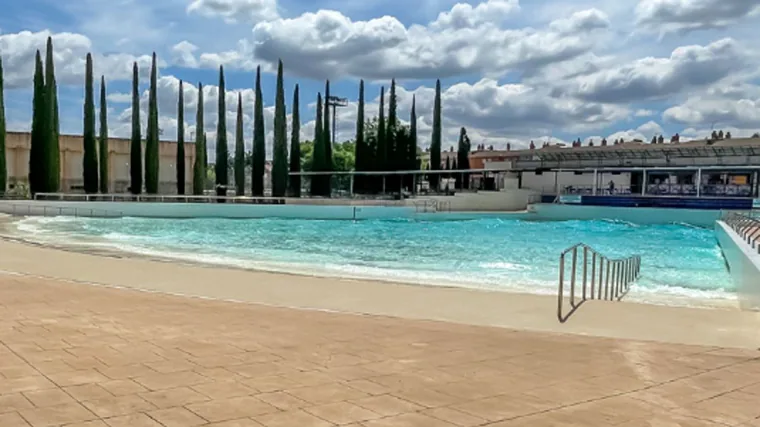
<box><xmin>557</xmin><ymin>244</ymin><xmax>641</xmax><ymax>322</ymax></box>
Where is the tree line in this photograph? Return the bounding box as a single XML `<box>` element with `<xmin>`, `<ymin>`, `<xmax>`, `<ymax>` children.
<box><xmin>0</xmin><ymin>38</ymin><xmax>470</xmax><ymax>197</ymax></box>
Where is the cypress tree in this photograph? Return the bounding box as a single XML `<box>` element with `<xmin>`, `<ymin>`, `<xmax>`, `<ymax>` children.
<box><xmin>456</xmin><ymin>127</ymin><xmax>471</xmax><ymax>189</ymax></box>
<box><xmin>354</xmin><ymin>80</ymin><xmax>365</xmax><ymax>193</ymax></box>
<box><xmin>45</xmin><ymin>37</ymin><xmax>60</xmax><ymax>192</ymax></box>
<box><xmin>192</xmin><ymin>83</ymin><xmax>204</xmax><ymax>195</ymax></box>
<box><xmin>215</xmin><ymin>65</ymin><xmax>228</xmax><ymax>193</ymax></box>
<box><xmin>430</xmin><ymin>79</ymin><xmax>442</xmax><ymax>190</ymax></box>
<box><xmin>323</xmin><ymin>80</ymin><xmax>332</xmax><ymax>172</ymax></box>
<box><xmin>288</xmin><ymin>84</ymin><xmax>301</xmax><ymax>197</ymax></box>
<box><xmin>29</xmin><ymin>51</ymin><xmax>45</xmax><ymax>195</ymax></box>
<box><xmin>0</xmin><ymin>57</ymin><xmax>5</xmax><ymax>194</ymax></box>
<box><xmin>310</xmin><ymin>93</ymin><xmax>324</xmax><ymax>197</ymax></box>
<box><xmin>387</xmin><ymin>79</ymin><xmax>398</xmax><ymax>170</ymax></box>
<box><xmin>234</xmin><ymin>92</ymin><xmax>244</xmax><ymax>195</ymax></box>
<box><xmin>377</xmin><ymin>87</ymin><xmax>386</xmax><ymax>192</ymax></box>
<box><xmin>176</xmin><ymin>80</ymin><xmax>185</xmax><ymax>194</ymax></box>
<box><xmin>99</xmin><ymin>76</ymin><xmax>109</xmax><ymax>193</ymax></box>
<box><xmin>407</xmin><ymin>95</ymin><xmax>418</xmax><ymax>190</ymax></box>
<box><xmin>129</xmin><ymin>62</ymin><xmax>142</xmax><ymax>194</ymax></box>
<box><xmin>82</xmin><ymin>53</ymin><xmax>98</xmax><ymax>193</ymax></box>
<box><xmin>203</xmin><ymin>133</ymin><xmax>208</xmax><ymax>170</ymax></box>
<box><xmin>144</xmin><ymin>52</ymin><xmax>159</xmax><ymax>194</ymax></box>
<box><xmin>271</xmin><ymin>59</ymin><xmax>288</xmax><ymax>197</ymax></box>
<box><xmin>251</xmin><ymin>66</ymin><xmax>265</xmax><ymax>196</ymax></box>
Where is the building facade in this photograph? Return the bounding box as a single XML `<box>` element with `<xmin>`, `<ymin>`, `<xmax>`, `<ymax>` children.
<box><xmin>4</xmin><ymin>131</ymin><xmax>196</xmax><ymax>194</ymax></box>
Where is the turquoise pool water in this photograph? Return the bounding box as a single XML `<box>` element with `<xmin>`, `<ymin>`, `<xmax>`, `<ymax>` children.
<box><xmin>14</xmin><ymin>216</ymin><xmax>734</xmax><ymax>303</ymax></box>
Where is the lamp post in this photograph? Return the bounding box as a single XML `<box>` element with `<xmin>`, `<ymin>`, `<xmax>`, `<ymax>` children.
<box><xmin>326</xmin><ymin>96</ymin><xmax>348</xmax><ymax>145</ymax></box>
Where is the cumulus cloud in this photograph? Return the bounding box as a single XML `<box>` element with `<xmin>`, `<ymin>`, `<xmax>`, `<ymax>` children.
<box><xmin>178</xmin><ymin>2</ymin><xmax>610</xmax><ymax>80</ymax></box>
<box><xmin>0</xmin><ymin>30</ymin><xmax>157</xmax><ymax>89</ymax></box>
<box><xmin>187</xmin><ymin>0</ymin><xmax>278</xmax><ymax>22</ymax></box>
<box><xmin>557</xmin><ymin>38</ymin><xmax>750</xmax><ymax>103</ymax></box>
<box><xmin>636</xmin><ymin>0</ymin><xmax>760</xmax><ymax>34</ymax></box>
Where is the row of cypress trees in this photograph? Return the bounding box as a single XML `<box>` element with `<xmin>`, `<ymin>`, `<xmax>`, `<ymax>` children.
<box><xmin>28</xmin><ymin>38</ymin><xmax>60</xmax><ymax>195</ymax></box>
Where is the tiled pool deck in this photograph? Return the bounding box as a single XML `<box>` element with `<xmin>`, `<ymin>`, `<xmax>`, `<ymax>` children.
<box><xmin>1</xmin><ymin>274</ymin><xmax>760</xmax><ymax>426</ymax></box>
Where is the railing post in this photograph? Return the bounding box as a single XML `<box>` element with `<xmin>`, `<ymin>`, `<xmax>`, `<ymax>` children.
<box><xmin>582</xmin><ymin>246</ymin><xmax>588</xmax><ymax>301</ymax></box>
<box><xmin>570</xmin><ymin>247</ymin><xmax>577</xmax><ymax>306</ymax></box>
<box><xmin>558</xmin><ymin>254</ymin><xmax>565</xmax><ymax>320</ymax></box>
<box><xmin>590</xmin><ymin>252</ymin><xmax>596</xmax><ymax>300</ymax></box>
<box><xmin>604</xmin><ymin>260</ymin><xmax>611</xmax><ymax>300</ymax></box>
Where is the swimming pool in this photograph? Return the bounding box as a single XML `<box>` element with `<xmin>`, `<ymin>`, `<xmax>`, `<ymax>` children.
<box><xmin>11</xmin><ymin>215</ymin><xmax>734</xmax><ymax>306</ymax></box>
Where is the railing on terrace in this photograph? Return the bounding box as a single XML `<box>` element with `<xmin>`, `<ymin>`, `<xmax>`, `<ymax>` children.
<box><xmin>544</xmin><ymin>184</ymin><xmax>756</xmax><ymax>198</ymax></box>
<box><xmin>33</xmin><ymin>193</ymin><xmax>288</xmax><ymax>204</ymax></box>
<box><xmin>722</xmin><ymin>212</ymin><xmax>760</xmax><ymax>254</ymax></box>
<box><xmin>1</xmin><ymin>203</ymin><xmax>123</xmax><ymax>218</ymax></box>
<box><xmin>557</xmin><ymin>244</ymin><xmax>641</xmax><ymax>322</ymax></box>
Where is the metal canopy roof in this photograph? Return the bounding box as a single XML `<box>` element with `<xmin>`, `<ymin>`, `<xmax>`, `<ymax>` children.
<box><xmin>513</xmin><ymin>138</ymin><xmax>760</xmax><ymax>163</ymax></box>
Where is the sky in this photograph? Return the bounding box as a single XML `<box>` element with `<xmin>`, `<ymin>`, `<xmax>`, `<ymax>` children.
<box><xmin>1</xmin><ymin>0</ymin><xmax>759</xmax><ymax>161</ymax></box>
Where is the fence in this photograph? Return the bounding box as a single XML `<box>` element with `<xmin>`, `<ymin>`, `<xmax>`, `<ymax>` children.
<box><xmin>1</xmin><ymin>203</ymin><xmax>123</xmax><ymax>218</ymax></box>
<box><xmin>557</xmin><ymin>243</ymin><xmax>641</xmax><ymax>322</ymax></box>
<box><xmin>722</xmin><ymin>212</ymin><xmax>760</xmax><ymax>254</ymax></box>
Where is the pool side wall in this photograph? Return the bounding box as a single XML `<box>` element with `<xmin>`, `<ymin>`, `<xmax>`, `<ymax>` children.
<box><xmin>529</xmin><ymin>203</ymin><xmax>726</xmax><ymax>227</ymax></box>
<box><xmin>715</xmin><ymin>221</ymin><xmax>760</xmax><ymax>311</ymax></box>
<box><xmin>0</xmin><ymin>201</ymin><xmax>414</xmax><ymax>220</ymax></box>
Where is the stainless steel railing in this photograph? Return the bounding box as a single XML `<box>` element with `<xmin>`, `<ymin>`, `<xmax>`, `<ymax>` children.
<box><xmin>557</xmin><ymin>243</ymin><xmax>641</xmax><ymax>322</ymax></box>
<box><xmin>722</xmin><ymin>211</ymin><xmax>760</xmax><ymax>254</ymax></box>
<box><xmin>1</xmin><ymin>203</ymin><xmax>123</xmax><ymax>218</ymax></box>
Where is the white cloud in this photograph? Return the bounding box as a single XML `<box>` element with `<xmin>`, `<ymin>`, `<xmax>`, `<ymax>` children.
<box><xmin>636</xmin><ymin>0</ymin><xmax>760</xmax><ymax>34</ymax></box>
<box><xmin>0</xmin><ymin>30</ymin><xmax>157</xmax><ymax>89</ymax></box>
<box><xmin>557</xmin><ymin>38</ymin><xmax>751</xmax><ymax>103</ymax></box>
<box><xmin>187</xmin><ymin>0</ymin><xmax>279</xmax><ymax>22</ymax></box>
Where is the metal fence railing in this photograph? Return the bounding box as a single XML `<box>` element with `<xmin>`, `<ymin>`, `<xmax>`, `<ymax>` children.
<box><xmin>557</xmin><ymin>243</ymin><xmax>641</xmax><ymax>322</ymax></box>
<box><xmin>722</xmin><ymin>211</ymin><xmax>760</xmax><ymax>254</ymax></box>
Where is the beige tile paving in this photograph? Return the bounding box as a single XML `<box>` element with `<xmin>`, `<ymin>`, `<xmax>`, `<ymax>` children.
<box><xmin>1</xmin><ymin>273</ymin><xmax>760</xmax><ymax>426</ymax></box>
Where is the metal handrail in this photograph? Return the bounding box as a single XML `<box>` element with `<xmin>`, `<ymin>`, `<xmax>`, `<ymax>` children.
<box><xmin>2</xmin><ymin>203</ymin><xmax>123</xmax><ymax>218</ymax></box>
<box><xmin>557</xmin><ymin>243</ymin><xmax>641</xmax><ymax>322</ymax></box>
<box><xmin>722</xmin><ymin>211</ymin><xmax>760</xmax><ymax>254</ymax></box>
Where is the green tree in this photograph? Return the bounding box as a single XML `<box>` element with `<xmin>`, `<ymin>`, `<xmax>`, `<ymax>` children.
<box><xmin>386</xmin><ymin>79</ymin><xmax>399</xmax><ymax>188</ymax></box>
<box><xmin>203</xmin><ymin>132</ymin><xmax>208</xmax><ymax>169</ymax></box>
<box><xmin>354</xmin><ymin>80</ymin><xmax>365</xmax><ymax>193</ymax></box>
<box><xmin>45</xmin><ymin>37</ymin><xmax>60</xmax><ymax>192</ymax></box>
<box><xmin>144</xmin><ymin>52</ymin><xmax>159</xmax><ymax>194</ymax></box>
<box><xmin>310</xmin><ymin>93</ymin><xmax>325</xmax><ymax>196</ymax></box>
<box><xmin>82</xmin><ymin>53</ymin><xmax>98</xmax><ymax>193</ymax></box>
<box><xmin>430</xmin><ymin>79</ymin><xmax>442</xmax><ymax>190</ymax></box>
<box><xmin>234</xmin><ymin>92</ymin><xmax>245</xmax><ymax>195</ymax></box>
<box><xmin>129</xmin><ymin>62</ymin><xmax>142</xmax><ymax>194</ymax></box>
<box><xmin>406</xmin><ymin>95</ymin><xmax>418</xmax><ymax>190</ymax></box>
<box><xmin>377</xmin><ymin>87</ymin><xmax>386</xmax><ymax>192</ymax></box>
<box><xmin>288</xmin><ymin>84</ymin><xmax>301</xmax><ymax>197</ymax></box>
<box><xmin>271</xmin><ymin>59</ymin><xmax>288</xmax><ymax>197</ymax></box>
<box><xmin>323</xmin><ymin>80</ymin><xmax>332</xmax><ymax>174</ymax></box>
<box><xmin>192</xmin><ymin>83</ymin><xmax>205</xmax><ymax>195</ymax></box>
<box><xmin>251</xmin><ymin>66</ymin><xmax>266</xmax><ymax>196</ymax></box>
<box><xmin>29</xmin><ymin>51</ymin><xmax>46</xmax><ymax>195</ymax></box>
<box><xmin>176</xmin><ymin>80</ymin><xmax>185</xmax><ymax>194</ymax></box>
<box><xmin>215</xmin><ymin>66</ymin><xmax>228</xmax><ymax>194</ymax></box>
<box><xmin>0</xmin><ymin>57</ymin><xmax>5</xmax><ymax>194</ymax></box>
<box><xmin>98</xmin><ymin>76</ymin><xmax>109</xmax><ymax>193</ymax></box>
<box><xmin>456</xmin><ymin>127</ymin><xmax>471</xmax><ymax>189</ymax></box>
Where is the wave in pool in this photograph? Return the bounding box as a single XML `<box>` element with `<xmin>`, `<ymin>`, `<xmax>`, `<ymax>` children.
<box><xmin>9</xmin><ymin>216</ymin><xmax>736</xmax><ymax>305</ymax></box>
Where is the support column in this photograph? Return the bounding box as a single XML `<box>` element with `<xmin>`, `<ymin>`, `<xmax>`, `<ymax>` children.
<box><xmin>696</xmin><ymin>168</ymin><xmax>702</xmax><ymax>198</ymax></box>
<box><xmin>642</xmin><ymin>170</ymin><xmax>647</xmax><ymax>195</ymax></box>
<box><xmin>349</xmin><ymin>175</ymin><xmax>354</xmax><ymax>197</ymax></box>
<box><xmin>592</xmin><ymin>169</ymin><xmax>598</xmax><ymax>195</ymax></box>
<box><xmin>554</xmin><ymin>170</ymin><xmax>559</xmax><ymax>195</ymax></box>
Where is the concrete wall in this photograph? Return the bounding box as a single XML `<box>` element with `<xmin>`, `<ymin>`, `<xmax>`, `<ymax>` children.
<box><xmin>528</xmin><ymin>203</ymin><xmax>724</xmax><ymax>227</ymax></box>
<box><xmin>0</xmin><ymin>200</ymin><xmax>414</xmax><ymax>220</ymax></box>
<box><xmin>715</xmin><ymin>221</ymin><xmax>760</xmax><ymax>311</ymax></box>
<box><xmin>4</xmin><ymin>131</ymin><xmax>196</xmax><ymax>194</ymax></box>
<box><xmin>424</xmin><ymin>189</ymin><xmax>536</xmax><ymax>212</ymax></box>
<box><xmin>521</xmin><ymin>171</ymin><xmax>631</xmax><ymax>193</ymax></box>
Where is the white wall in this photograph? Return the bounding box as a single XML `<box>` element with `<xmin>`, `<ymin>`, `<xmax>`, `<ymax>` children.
<box><xmin>715</xmin><ymin>221</ymin><xmax>760</xmax><ymax>311</ymax></box>
<box><xmin>521</xmin><ymin>171</ymin><xmax>631</xmax><ymax>193</ymax></box>
<box><xmin>0</xmin><ymin>201</ymin><xmax>414</xmax><ymax>220</ymax></box>
<box><xmin>423</xmin><ymin>189</ymin><xmax>537</xmax><ymax>212</ymax></box>
<box><xmin>529</xmin><ymin>203</ymin><xmax>724</xmax><ymax>227</ymax></box>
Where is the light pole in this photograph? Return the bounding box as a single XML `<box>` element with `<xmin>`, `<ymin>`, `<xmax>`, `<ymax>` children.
<box><xmin>326</xmin><ymin>96</ymin><xmax>348</xmax><ymax>145</ymax></box>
